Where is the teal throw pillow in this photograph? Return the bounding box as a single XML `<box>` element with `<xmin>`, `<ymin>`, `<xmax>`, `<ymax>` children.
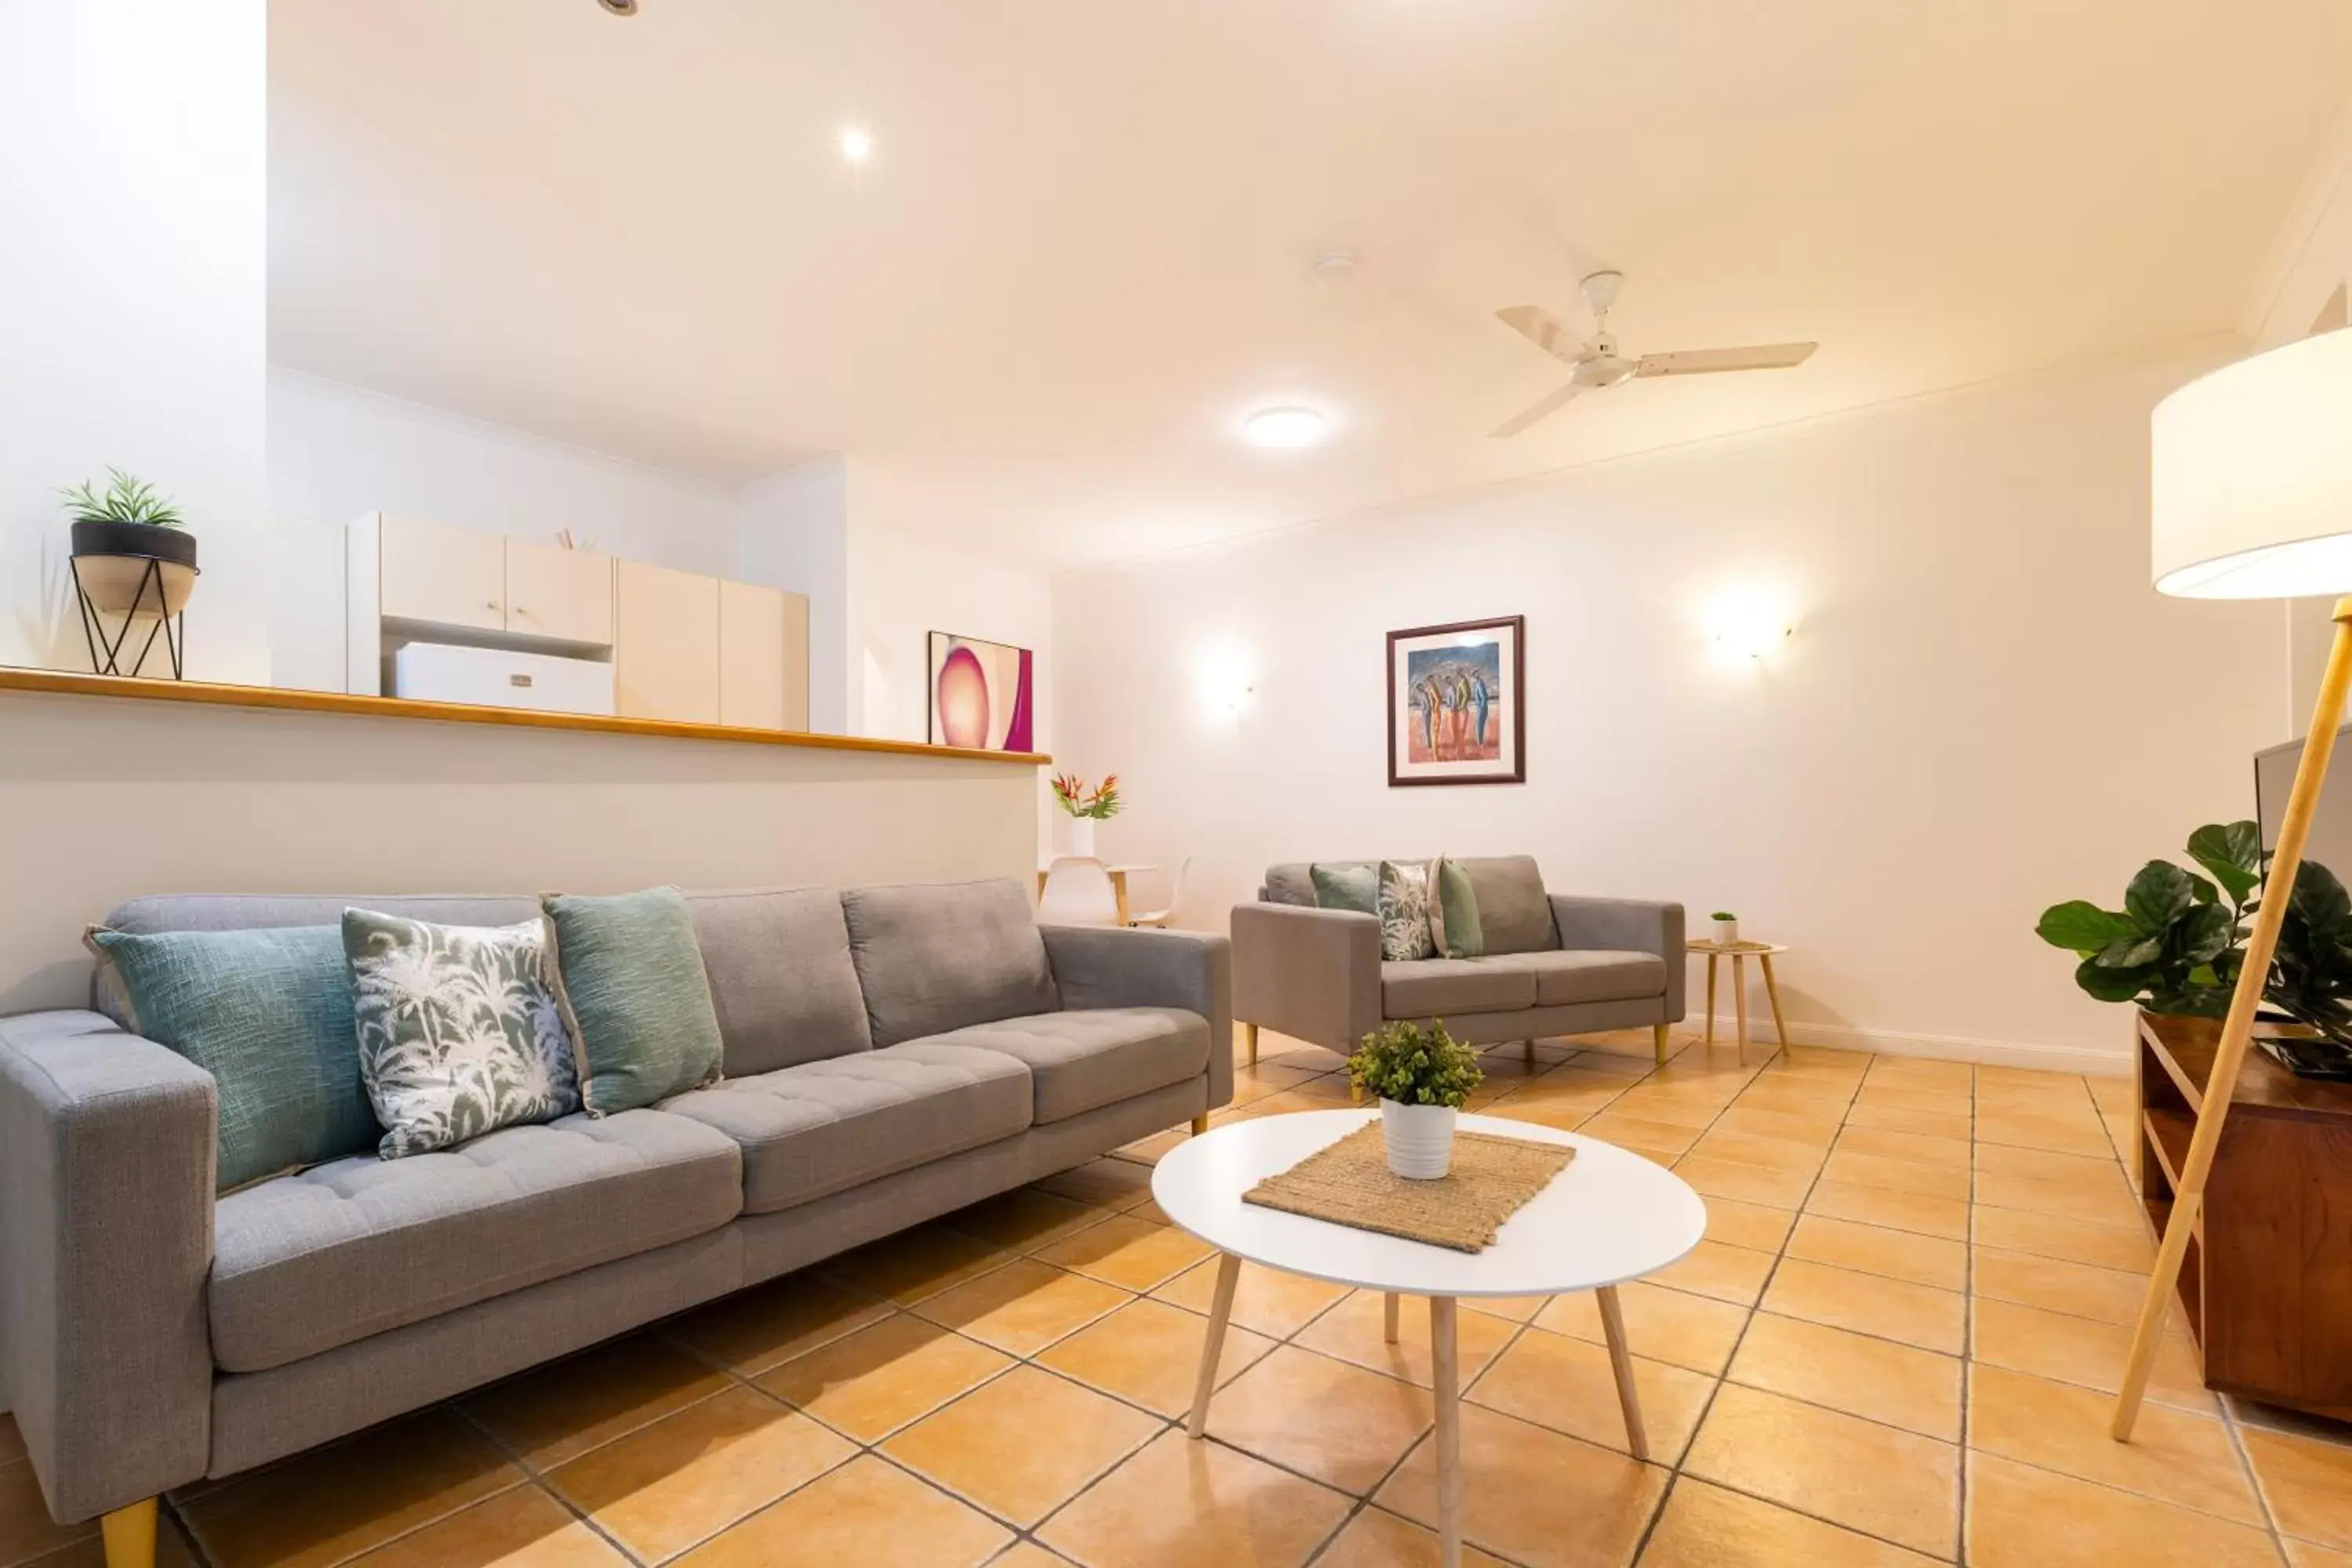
<box><xmin>345</xmin><ymin>909</ymin><xmax>580</xmax><ymax>1157</ymax></box>
<box><xmin>1429</xmin><ymin>855</ymin><xmax>1486</xmax><ymax>959</ymax></box>
<box><xmin>1377</xmin><ymin>860</ymin><xmax>1437</xmax><ymax>961</ymax></box>
<box><xmin>1309</xmin><ymin>862</ymin><xmax>1379</xmax><ymax>915</ymax></box>
<box><xmin>541</xmin><ymin>887</ymin><xmax>724</xmax><ymax>1115</ymax></box>
<box><xmin>86</xmin><ymin>924</ymin><xmax>379</xmax><ymax>1192</ymax></box>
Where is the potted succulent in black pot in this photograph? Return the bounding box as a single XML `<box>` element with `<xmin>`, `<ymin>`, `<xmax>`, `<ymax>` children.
<box><xmin>2036</xmin><ymin>820</ymin><xmax>2352</xmax><ymax>1079</ymax></box>
<box><xmin>60</xmin><ymin>467</ymin><xmax>198</xmax><ymax>677</ymax></box>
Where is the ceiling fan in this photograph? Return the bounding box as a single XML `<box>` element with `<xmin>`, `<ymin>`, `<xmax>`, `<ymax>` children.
<box><xmin>1489</xmin><ymin>271</ymin><xmax>1817</xmax><ymax>438</ymax></box>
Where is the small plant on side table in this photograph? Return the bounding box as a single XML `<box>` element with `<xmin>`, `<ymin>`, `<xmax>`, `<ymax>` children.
<box><xmin>1711</xmin><ymin>910</ymin><xmax>1740</xmax><ymax>945</ymax></box>
<box><xmin>1348</xmin><ymin>1020</ymin><xmax>1483</xmax><ymax>1178</ymax></box>
<box><xmin>1050</xmin><ymin>772</ymin><xmax>1120</xmax><ymax>858</ymax></box>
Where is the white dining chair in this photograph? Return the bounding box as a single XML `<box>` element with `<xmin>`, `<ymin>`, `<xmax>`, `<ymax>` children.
<box><xmin>1126</xmin><ymin>855</ymin><xmax>1193</xmax><ymax>927</ymax></box>
<box><xmin>1039</xmin><ymin>856</ymin><xmax>1120</xmax><ymax>926</ymax></box>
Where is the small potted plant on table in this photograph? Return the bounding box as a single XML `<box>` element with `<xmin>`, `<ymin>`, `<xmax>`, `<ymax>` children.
<box><xmin>1347</xmin><ymin>1020</ymin><xmax>1483</xmax><ymax>1178</ymax></box>
<box><xmin>1711</xmin><ymin>911</ymin><xmax>1740</xmax><ymax>946</ymax></box>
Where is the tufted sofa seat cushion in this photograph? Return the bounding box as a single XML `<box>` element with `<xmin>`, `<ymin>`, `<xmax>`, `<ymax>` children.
<box><xmin>659</xmin><ymin>1040</ymin><xmax>1033</xmax><ymax>1216</ymax></box>
<box><xmin>209</xmin><ymin>1109</ymin><xmax>742</xmax><ymax>1373</ymax></box>
<box><xmin>914</xmin><ymin>1008</ymin><xmax>1212</xmax><ymax>1124</ymax></box>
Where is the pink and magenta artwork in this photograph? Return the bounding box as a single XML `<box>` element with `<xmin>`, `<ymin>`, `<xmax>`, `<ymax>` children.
<box><xmin>927</xmin><ymin>631</ymin><xmax>1034</xmax><ymax>752</ymax></box>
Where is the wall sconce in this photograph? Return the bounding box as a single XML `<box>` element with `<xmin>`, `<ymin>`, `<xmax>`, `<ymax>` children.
<box><xmin>1195</xmin><ymin>641</ymin><xmax>1257</xmax><ymax>723</ymax></box>
<box><xmin>1705</xmin><ymin>586</ymin><xmax>1795</xmax><ymax>666</ymax></box>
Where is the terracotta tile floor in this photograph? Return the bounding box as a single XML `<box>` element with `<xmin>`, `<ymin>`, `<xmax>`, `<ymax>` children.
<box><xmin>6</xmin><ymin>1027</ymin><xmax>2349</xmax><ymax>1566</ymax></box>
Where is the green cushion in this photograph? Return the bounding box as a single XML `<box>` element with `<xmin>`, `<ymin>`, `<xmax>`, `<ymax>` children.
<box><xmin>87</xmin><ymin>925</ymin><xmax>379</xmax><ymax>1192</ymax></box>
<box><xmin>1309</xmin><ymin>862</ymin><xmax>1379</xmax><ymax>915</ymax></box>
<box><xmin>1377</xmin><ymin>860</ymin><xmax>1437</xmax><ymax>961</ymax></box>
<box><xmin>345</xmin><ymin>909</ymin><xmax>580</xmax><ymax>1157</ymax></box>
<box><xmin>1430</xmin><ymin>855</ymin><xmax>1486</xmax><ymax>958</ymax></box>
<box><xmin>542</xmin><ymin>887</ymin><xmax>724</xmax><ymax>1115</ymax></box>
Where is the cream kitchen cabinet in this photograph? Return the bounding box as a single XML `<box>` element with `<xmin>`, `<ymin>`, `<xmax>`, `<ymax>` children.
<box><xmin>503</xmin><ymin>537</ymin><xmax>615</xmax><ymax>646</ymax></box>
<box><xmin>347</xmin><ymin>513</ymin><xmax>808</xmax><ymax>729</ymax></box>
<box><xmin>718</xmin><ymin>579</ymin><xmax>811</xmax><ymax>731</ymax></box>
<box><xmin>615</xmin><ymin>561</ymin><xmax>721</xmax><ymax>724</ymax></box>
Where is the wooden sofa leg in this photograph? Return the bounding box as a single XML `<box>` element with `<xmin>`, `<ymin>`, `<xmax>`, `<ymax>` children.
<box><xmin>1190</xmin><ymin>1114</ymin><xmax>1210</xmax><ymax>1135</ymax></box>
<box><xmin>1652</xmin><ymin>1023</ymin><xmax>1670</xmax><ymax>1066</ymax></box>
<box><xmin>1243</xmin><ymin>1022</ymin><xmax>1259</xmax><ymax>1066</ymax></box>
<box><xmin>101</xmin><ymin>1498</ymin><xmax>156</xmax><ymax>1568</ymax></box>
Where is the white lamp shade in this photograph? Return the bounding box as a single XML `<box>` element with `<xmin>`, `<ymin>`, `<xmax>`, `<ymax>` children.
<box><xmin>2152</xmin><ymin>328</ymin><xmax>2352</xmax><ymax>599</ymax></box>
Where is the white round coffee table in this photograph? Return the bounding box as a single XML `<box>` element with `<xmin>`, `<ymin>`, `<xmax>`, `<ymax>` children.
<box><xmin>1153</xmin><ymin>1109</ymin><xmax>1706</xmax><ymax>1567</ymax></box>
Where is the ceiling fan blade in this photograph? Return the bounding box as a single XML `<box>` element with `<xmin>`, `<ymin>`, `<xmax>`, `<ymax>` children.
<box><xmin>1488</xmin><ymin>382</ymin><xmax>1582</xmax><ymax>438</ymax></box>
<box><xmin>1494</xmin><ymin>305</ymin><xmax>1582</xmax><ymax>362</ymax></box>
<box><xmin>1633</xmin><ymin>343</ymin><xmax>1817</xmax><ymax>377</ymax></box>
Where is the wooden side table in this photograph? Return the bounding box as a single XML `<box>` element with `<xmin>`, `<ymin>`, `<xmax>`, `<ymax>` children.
<box><xmin>1685</xmin><ymin>939</ymin><xmax>1789</xmax><ymax>1065</ymax></box>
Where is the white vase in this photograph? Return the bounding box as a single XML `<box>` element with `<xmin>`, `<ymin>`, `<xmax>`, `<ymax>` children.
<box><xmin>1067</xmin><ymin>817</ymin><xmax>1097</xmax><ymax>859</ymax></box>
<box><xmin>1713</xmin><ymin>917</ymin><xmax>1740</xmax><ymax>946</ymax></box>
<box><xmin>1381</xmin><ymin>1100</ymin><xmax>1457</xmax><ymax>1179</ymax></box>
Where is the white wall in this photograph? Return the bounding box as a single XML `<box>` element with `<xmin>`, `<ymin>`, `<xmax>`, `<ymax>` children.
<box><xmin>1052</xmin><ymin>350</ymin><xmax>2279</xmax><ymax>1069</ymax></box>
<box><xmin>2254</xmin><ymin>118</ymin><xmax>2352</xmax><ymax>734</ymax></box>
<box><xmin>846</xmin><ymin>462</ymin><xmax>1054</xmax><ymax>746</ymax></box>
<box><xmin>0</xmin><ymin>0</ymin><xmax>270</xmax><ymax>684</ymax></box>
<box><xmin>737</xmin><ymin>458</ymin><xmax>851</xmax><ymax>735</ymax></box>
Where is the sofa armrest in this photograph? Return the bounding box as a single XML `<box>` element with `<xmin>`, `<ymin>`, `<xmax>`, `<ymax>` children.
<box><xmin>1549</xmin><ymin>896</ymin><xmax>1686</xmax><ymax>1022</ymax></box>
<box><xmin>0</xmin><ymin>1011</ymin><xmax>215</xmax><ymax>1522</ymax></box>
<box><xmin>1040</xmin><ymin>927</ymin><xmax>1234</xmax><ymax>1111</ymax></box>
<box><xmin>1229</xmin><ymin>902</ymin><xmax>1382</xmax><ymax>1055</ymax></box>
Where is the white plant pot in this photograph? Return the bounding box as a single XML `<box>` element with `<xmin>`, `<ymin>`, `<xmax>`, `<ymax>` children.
<box><xmin>1381</xmin><ymin>1100</ymin><xmax>1457</xmax><ymax>1179</ymax></box>
<box><xmin>1712</xmin><ymin>918</ymin><xmax>1740</xmax><ymax>946</ymax></box>
<box><xmin>1067</xmin><ymin>817</ymin><xmax>1097</xmax><ymax>859</ymax></box>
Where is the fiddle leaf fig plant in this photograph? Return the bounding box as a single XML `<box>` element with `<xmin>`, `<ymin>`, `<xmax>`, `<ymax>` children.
<box><xmin>2034</xmin><ymin>822</ymin><xmax>2263</xmax><ymax>1017</ymax></box>
<box><xmin>2036</xmin><ymin>818</ymin><xmax>2352</xmax><ymax>1039</ymax></box>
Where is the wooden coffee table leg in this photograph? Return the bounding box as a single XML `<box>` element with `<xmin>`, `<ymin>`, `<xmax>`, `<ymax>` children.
<box><xmin>1760</xmin><ymin>953</ymin><xmax>1789</xmax><ymax>1048</ymax></box>
<box><xmin>1187</xmin><ymin>1253</ymin><xmax>1242</xmax><ymax>1438</ymax></box>
<box><xmin>1431</xmin><ymin>1295</ymin><xmax>1462</xmax><ymax>1568</ymax></box>
<box><xmin>1384</xmin><ymin>1290</ymin><xmax>1401</xmax><ymax>1345</ymax></box>
<box><xmin>1595</xmin><ymin>1284</ymin><xmax>1650</xmax><ymax>1460</ymax></box>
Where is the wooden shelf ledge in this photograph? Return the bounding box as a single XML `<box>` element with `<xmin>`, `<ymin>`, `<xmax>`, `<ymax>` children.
<box><xmin>0</xmin><ymin>667</ymin><xmax>1051</xmax><ymax>766</ymax></box>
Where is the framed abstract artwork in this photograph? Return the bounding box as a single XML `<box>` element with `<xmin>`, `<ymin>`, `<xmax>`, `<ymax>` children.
<box><xmin>1387</xmin><ymin>615</ymin><xmax>1525</xmax><ymax>786</ymax></box>
<box><xmin>927</xmin><ymin>630</ymin><xmax>1036</xmax><ymax>752</ymax></box>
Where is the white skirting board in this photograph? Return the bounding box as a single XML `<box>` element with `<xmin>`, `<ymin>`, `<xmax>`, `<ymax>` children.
<box><xmin>1684</xmin><ymin>1012</ymin><xmax>2132</xmax><ymax>1079</ymax></box>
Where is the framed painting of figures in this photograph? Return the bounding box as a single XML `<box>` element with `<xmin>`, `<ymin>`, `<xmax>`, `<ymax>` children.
<box><xmin>1387</xmin><ymin>615</ymin><xmax>1525</xmax><ymax>786</ymax></box>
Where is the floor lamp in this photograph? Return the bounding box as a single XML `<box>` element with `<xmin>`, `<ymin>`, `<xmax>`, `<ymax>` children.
<box><xmin>2114</xmin><ymin>327</ymin><xmax>2352</xmax><ymax>1441</ymax></box>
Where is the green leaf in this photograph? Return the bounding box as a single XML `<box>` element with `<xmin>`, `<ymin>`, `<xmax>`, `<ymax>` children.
<box><xmin>2292</xmin><ymin>860</ymin><xmax>2352</xmax><ymax>935</ymax></box>
<box><xmin>2075</xmin><ymin>957</ymin><xmax>2151</xmax><ymax>1004</ymax></box>
<box><xmin>2035</xmin><ymin>901</ymin><xmax>2132</xmax><ymax>953</ymax></box>
<box><xmin>2124</xmin><ymin>862</ymin><xmax>2196</xmax><ymax>933</ymax></box>
<box><xmin>2095</xmin><ymin>935</ymin><xmax>2161</xmax><ymax>968</ymax></box>
<box><xmin>2187</xmin><ymin>822</ymin><xmax>2263</xmax><ymax>905</ymax></box>
<box><xmin>2176</xmin><ymin>902</ymin><xmax>2237</xmax><ymax>966</ymax></box>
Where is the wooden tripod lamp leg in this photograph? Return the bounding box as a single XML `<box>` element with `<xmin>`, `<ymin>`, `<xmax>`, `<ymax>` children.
<box><xmin>2113</xmin><ymin>595</ymin><xmax>2352</xmax><ymax>1441</ymax></box>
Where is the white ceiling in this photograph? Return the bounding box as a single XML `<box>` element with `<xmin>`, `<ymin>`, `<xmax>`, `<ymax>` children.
<box><xmin>270</xmin><ymin>1</ymin><xmax>2352</xmax><ymax>567</ymax></box>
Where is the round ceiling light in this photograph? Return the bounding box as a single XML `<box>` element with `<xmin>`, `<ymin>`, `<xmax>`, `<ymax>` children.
<box><xmin>838</xmin><ymin>125</ymin><xmax>875</xmax><ymax>165</ymax></box>
<box><xmin>1244</xmin><ymin>407</ymin><xmax>1329</xmax><ymax>449</ymax></box>
<box><xmin>597</xmin><ymin>0</ymin><xmax>639</xmax><ymax>15</ymax></box>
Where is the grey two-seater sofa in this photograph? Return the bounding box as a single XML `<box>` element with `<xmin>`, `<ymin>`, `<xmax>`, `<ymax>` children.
<box><xmin>1231</xmin><ymin>855</ymin><xmax>1681</xmax><ymax>1065</ymax></box>
<box><xmin>0</xmin><ymin>877</ymin><xmax>1229</xmax><ymax>1563</ymax></box>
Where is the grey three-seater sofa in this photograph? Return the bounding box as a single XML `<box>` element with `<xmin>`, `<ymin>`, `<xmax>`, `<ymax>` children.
<box><xmin>0</xmin><ymin>877</ymin><xmax>1230</xmax><ymax>1565</ymax></box>
<box><xmin>1231</xmin><ymin>855</ymin><xmax>1681</xmax><ymax>1065</ymax></box>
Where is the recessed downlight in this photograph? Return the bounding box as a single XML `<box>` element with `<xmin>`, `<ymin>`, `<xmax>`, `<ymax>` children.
<box><xmin>838</xmin><ymin>125</ymin><xmax>875</xmax><ymax>165</ymax></box>
<box><xmin>1244</xmin><ymin>407</ymin><xmax>1329</xmax><ymax>449</ymax></box>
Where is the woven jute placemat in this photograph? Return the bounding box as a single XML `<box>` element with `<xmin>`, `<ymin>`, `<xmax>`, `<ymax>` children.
<box><xmin>1241</xmin><ymin>1124</ymin><xmax>1574</xmax><ymax>1253</ymax></box>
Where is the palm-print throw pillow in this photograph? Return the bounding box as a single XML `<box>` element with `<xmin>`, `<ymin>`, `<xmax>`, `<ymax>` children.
<box><xmin>344</xmin><ymin>909</ymin><xmax>579</xmax><ymax>1158</ymax></box>
<box><xmin>1377</xmin><ymin>860</ymin><xmax>1437</xmax><ymax>961</ymax></box>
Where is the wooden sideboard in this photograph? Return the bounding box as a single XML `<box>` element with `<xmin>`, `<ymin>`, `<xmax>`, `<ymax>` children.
<box><xmin>2136</xmin><ymin>1011</ymin><xmax>2352</xmax><ymax>1417</ymax></box>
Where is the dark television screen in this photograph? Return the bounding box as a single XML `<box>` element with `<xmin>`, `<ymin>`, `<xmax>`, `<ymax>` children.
<box><xmin>2255</xmin><ymin>724</ymin><xmax>2352</xmax><ymax>875</ymax></box>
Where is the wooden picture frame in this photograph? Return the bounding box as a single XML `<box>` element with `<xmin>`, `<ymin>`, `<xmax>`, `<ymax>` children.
<box><xmin>1387</xmin><ymin>615</ymin><xmax>1526</xmax><ymax>786</ymax></box>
